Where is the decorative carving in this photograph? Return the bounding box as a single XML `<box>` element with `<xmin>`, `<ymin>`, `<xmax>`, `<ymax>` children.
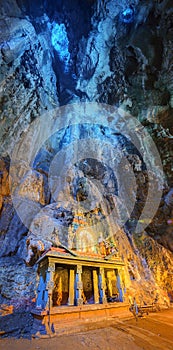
<box><xmin>46</xmin><ymin>281</ymin><xmax>54</xmax><ymax>290</ymax></box>
<box><xmin>99</xmin><ymin>267</ymin><xmax>105</xmax><ymax>275</ymax></box>
<box><xmin>76</xmin><ymin>265</ymin><xmax>82</xmax><ymax>274</ymax></box>
<box><xmin>77</xmin><ymin>281</ymin><xmax>83</xmax><ymax>290</ymax></box>
<box><xmin>98</xmin><ymin>238</ymin><xmax>118</xmax><ymax>257</ymax></box>
<box><xmin>48</xmin><ymin>263</ymin><xmax>55</xmax><ymax>272</ymax></box>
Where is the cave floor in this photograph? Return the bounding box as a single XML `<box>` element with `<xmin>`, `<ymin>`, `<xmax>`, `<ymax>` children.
<box><xmin>0</xmin><ymin>308</ymin><xmax>173</xmax><ymax>350</ymax></box>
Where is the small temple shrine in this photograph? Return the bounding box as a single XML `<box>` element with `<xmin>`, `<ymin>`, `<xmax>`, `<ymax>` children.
<box><xmin>36</xmin><ymin>245</ymin><xmax>125</xmax><ymax>309</ymax></box>
<box><xmin>32</xmin><ymin>240</ymin><xmax>128</xmax><ymax>335</ymax></box>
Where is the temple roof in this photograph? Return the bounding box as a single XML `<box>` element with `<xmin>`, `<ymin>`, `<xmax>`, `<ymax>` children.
<box><xmin>37</xmin><ymin>245</ymin><xmax>124</xmax><ymax>266</ymax></box>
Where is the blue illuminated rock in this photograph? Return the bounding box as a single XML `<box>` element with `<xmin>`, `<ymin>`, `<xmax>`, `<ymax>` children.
<box><xmin>121</xmin><ymin>8</ymin><xmax>134</xmax><ymax>24</ymax></box>
<box><xmin>51</xmin><ymin>22</ymin><xmax>70</xmax><ymax>72</ymax></box>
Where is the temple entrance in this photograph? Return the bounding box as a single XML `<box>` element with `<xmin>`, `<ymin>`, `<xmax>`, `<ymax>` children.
<box><xmin>82</xmin><ymin>267</ymin><xmax>94</xmax><ymax>304</ymax></box>
<box><xmin>105</xmin><ymin>269</ymin><xmax>119</xmax><ymax>302</ymax></box>
<box><xmin>52</xmin><ymin>265</ymin><xmax>69</xmax><ymax>306</ymax></box>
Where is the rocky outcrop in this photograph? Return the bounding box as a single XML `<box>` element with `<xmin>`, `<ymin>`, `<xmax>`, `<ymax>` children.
<box><xmin>0</xmin><ymin>158</ymin><xmax>10</xmax><ymax>211</ymax></box>
<box><xmin>75</xmin><ymin>0</ymin><xmax>173</xmax><ymax>251</ymax></box>
<box><xmin>0</xmin><ymin>12</ymin><xmax>58</xmax><ymax>156</ymax></box>
<box><xmin>134</xmin><ymin>232</ymin><xmax>173</xmax><ymax>301</ymax></box>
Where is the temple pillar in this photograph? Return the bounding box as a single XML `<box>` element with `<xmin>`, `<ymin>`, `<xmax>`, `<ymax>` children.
<box><xmin>99</xmin><ymin>267</ymin><xmax>107</xmax><ymax>304</ymax></box>
<box><xmin>116</xmin><ymin>269</ymin><xmax>124</xmax><ymax>302</ymax></box>
<box><xmin>75</xmin><ymin>265</ymin><xmax>83</xmax><ymax>306</ymax></box>
<box><xmin>36</xmin><ymin>269</ymin><xmax>45</xmax><ymax>309</ymax></box>
<box><xmin>93</xmin><ymin>269</ymin><xmax>99</xmax><ymax>304</ymax></box>
<box><xmin>45</xmin><ymin>262</ymin><xmax>55</xmax><ymax>309</ymax></box>
<box><xmin>68</xmin><ymin>269</ymin><xmax>75</xmax><ymax>306</ymax></box>
<box><xmin>106</xmin><ymin>270</ymin><xmax>113</xmax><ymax>298</ymax></box>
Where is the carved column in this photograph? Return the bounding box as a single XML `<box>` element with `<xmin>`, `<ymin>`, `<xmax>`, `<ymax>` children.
<box><xmin>116</xmin><ymin>269</ymin><xmax>124</xmax><ymax>302</ymax></box>
<box><xmin>106</xmin><ymin>270</ymin><xmax>113</xmax><ymax>298</ymax></box>
<box><xmin>75</xmin><ymin>265</ymin><xmax>83</xmax><ymax>306</ymax></box>
<box><xmin>45</xmin><ymin>262</ymin><xmax>55</xmax><ymax>309</ymax></box>
<box><xmin>68</xmin><ymin>269</ymin><xmax>75</xmax><ymax>306</ymax></box>
<box><xmin>36</xmin><ymin>268</ymin><xmax>45</xmax><ymax>309</ymax></box>
<box><xmin>93</xmin><ymin>269</ymin><xmax>99</xmax><ymax>304</ymax></box>
<box><xmin>99</xmin><ymin>267</ymin><xmax>107</xmax><ymax>304</ymax></box>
